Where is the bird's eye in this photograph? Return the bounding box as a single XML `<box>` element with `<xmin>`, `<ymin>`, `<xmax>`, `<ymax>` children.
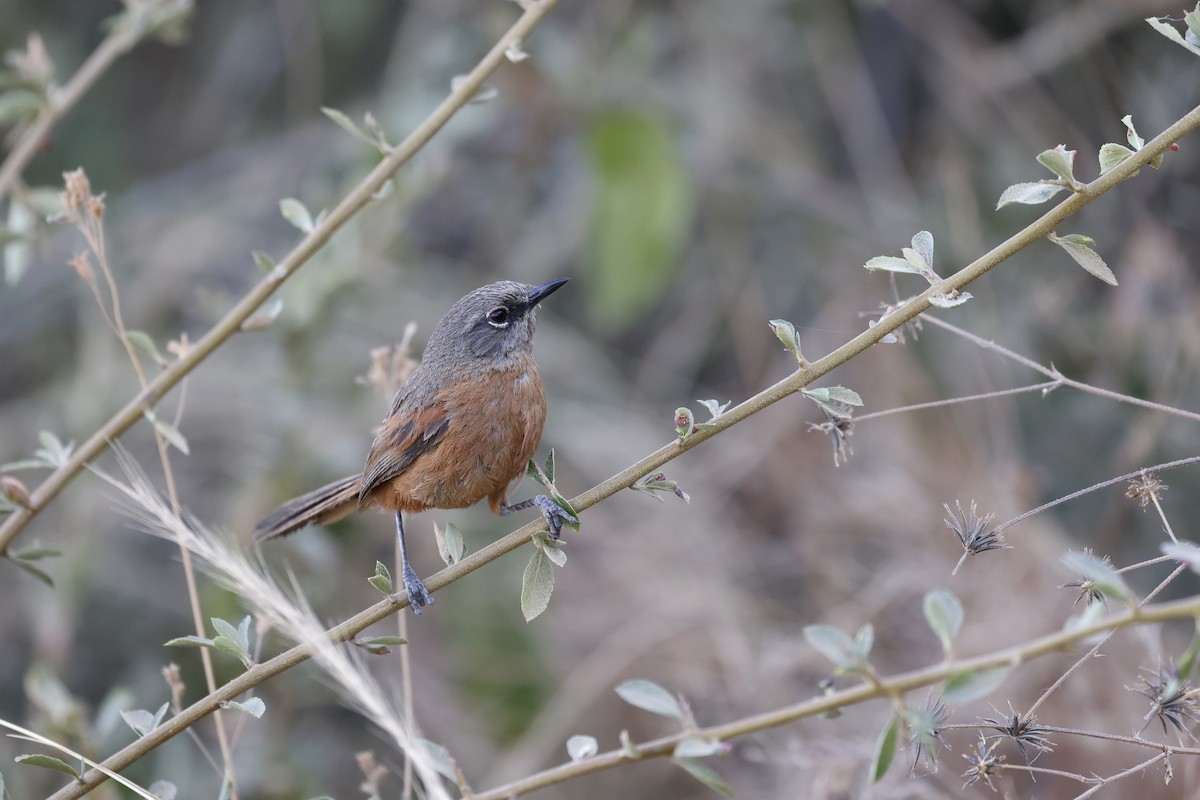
<box><xmin>486</xmin><ymin>306</ymin><xmax>510</xmax><ymax>327</ymax></box>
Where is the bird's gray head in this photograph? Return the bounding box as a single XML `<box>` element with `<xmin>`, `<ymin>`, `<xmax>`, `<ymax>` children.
<box><xmin>424</xmin><ymin>278</ymin><xmax>569</xmax><ymax>368</ymax></box>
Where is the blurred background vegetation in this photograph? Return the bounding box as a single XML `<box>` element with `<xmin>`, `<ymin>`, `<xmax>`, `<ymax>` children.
<box><xmin>2</xmin><ymin>0</ymin><xmax>1200</xmax><ymax>797</ymax></box>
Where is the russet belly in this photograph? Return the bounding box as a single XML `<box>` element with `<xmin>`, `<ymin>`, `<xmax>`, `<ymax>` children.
<box><xmin>386</xmin><ymin>362</ymin><xmax>546</xmax><ymax>513</ymax></box>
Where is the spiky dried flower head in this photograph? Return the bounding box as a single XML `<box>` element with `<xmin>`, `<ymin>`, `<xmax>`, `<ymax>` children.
<box><xmin>1060</xmin><ymin>547</ymin><xmax>1112</xmax><ymax>610</ymax></box>
<box><xmin>1126</xmin><ymin>472</ymin><xmax>1167</xmax><ymax>512</ymax></box>
<box><xmin>1132</xmin><ymin>668</ymin><xmax>1200</xmax><ymax>742</ymax></box>
<box><xmin>961</xmin><ymin>733</ymin><xmax>1005</xmax><ymax>790</ymax></box>
<box><xmin>982</xmin><ymin>706</ymin><xmax>1054</xmax><ymax>764</ymax></box>
<box><xmin>944</xmin><ymin>500</ymin><xmax>1009</xmax><ymax>575</ymax></box>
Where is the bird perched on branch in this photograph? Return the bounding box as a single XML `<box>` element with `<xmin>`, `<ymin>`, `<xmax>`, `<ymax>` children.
<box><xmin>254</xmin><ymin>278</ymin><xmax>574</xmax><ymax>613</ymax></box>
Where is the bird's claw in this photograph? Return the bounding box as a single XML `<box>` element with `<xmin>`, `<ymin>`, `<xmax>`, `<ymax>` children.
<box><xmin>533</xmin><ymin>494</ymin><xmax>577</xmax><ymax>541</ymax></box>
<box><xmin>399</xmin><ymin>567</ymin><xmax>434</xmax><ymax>614</ymax></box>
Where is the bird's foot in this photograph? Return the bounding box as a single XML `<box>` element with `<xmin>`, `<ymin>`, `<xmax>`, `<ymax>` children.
<box><xmin>533</xmin><ymin>494</ymin><xmax>578</xmax><ymax>541</ymax></box>
<box><xmin>398</xmin><ymin>567</ymin><xmax>434</xmax><ymax>614</ymax></box>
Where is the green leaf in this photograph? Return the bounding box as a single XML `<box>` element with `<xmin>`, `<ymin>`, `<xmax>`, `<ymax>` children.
<box><xmin>698</xmin><ymin>399</ymin><xmax>730</xmax><ymax>420</ymax></box>
<box><xmin>1121</xmin><ymin>114</ymin><xmax>1145</xmax><ymax>150</ymax></box>
<box><xmin>543</xmin><ymin>449</ymin><xmax>556</xmax><ymax>484</ymax></box>
<box><xmin>673</xmin><ymin>738</ymin><xmax>723</xmax><ymax>758</ymax></box>
<box><xmin>534</xmin><ymin>533</ymin><xmax>568</xmax><ymax>567</ymax></box>
<box><xmin>996</xmin><ymin>182</ymin><xmax>1066</xmax><ymax>209</ymax></box>
<box><xmin>355</xmin><ymin>635</ymin><xmax>407</xmax><ymax>646</ymax></box>
<box><xmin>1145</xmin><ymin>14</ymin><xmax>1200</xmax><ymax>55</ymax></box>
<box><xmin>251</xmin><ymin>250</ymin><xmax>275</xmax><ymax>273</ymax></box>
<box><xmin>148</xmin><ymin>780</ymin><xmax>177</xmax><ymax>800</ymax></box>
<box><xmin>614</xmin><ymin>679</ymin><xmax>683</xmax><ymax>720</ymax></box>
<box><xmin>435</xmin><ymin>522</ymin><xmax>466</xmax><ymax>566</ymax></box>
<box><xmin>212</xmin><ymin>636</ymin><xmax>251</xmax><ymax>667</ymax></box>
<box><xmin>619</xmin><ymin>729</ymin><xmax>640</xmax><ymax>759</ymax></box>
<box><xmin>419</xmin><ymin>739</ymin><xmax>458</xmax><ymax>781</ymax></box>
<box><xmin>211</xmin><ymin>617</ymin><xmax>241</xmax><ymax>645</ymax></box>
<box><xmin>240</xmin><ymin>298</ymin><xmax>284</xmax><ymax>332</ymax></box>
<box><xmin>1048</xmin><ymin>232</ymin><xmax>1117</xmax><ymax>286</ymax></box>
<box><xmin>585</xmin><ymin>111</ymin><xmax>691</xmax><ymax>332</ymax></box>
<box><xmin>36</xmin><ymin>431</ymin><xmax>74</xmax><ymax>467</ymax></box>
<box><xmin>929</xmin><ymin>291</ymin><xmax>973</xmax><ymax>309</ymax></box>
<box><xmin>943</xmin><ymin>667</ymin><xmax>1009</xmax><ymax>704</ymax></box>
<box><xmin>549</xmin><ymin>491</ymin><xmax>581</xmax><ymax>532</ymax></box>
<box><xmin>923</xmin><ymin>588</ymin><xmax>964</xmax><ymax>652</ymax></box>
<box><xmin>1098</xmin><ymin>143</ymin><xmax>1135</xmax><ymax>175</ymax></box>
<box><xmin>526</xmin><ymin>458</ymin><xmax>546</xmax><ymax>487</ymax></box>
<box><xmin>143</xmin><ymin>411</ymin><xmax>190</xmax><ymax>454</ymax></box>
<box><xmin>11</xmin><ymin>557</ymin><xmax>54</xmax><ymax>587</ymax></box>
<box><xmin>124</xmin><ymin>330</ymin><xmax>162</xmax><ymax>363</ymax></box>
<box><xmin>10</xmin><ymin>545</ymin><xmax>61</xmax><ymax>561</ymax></box>
<box><xmin>854</xmin><ymin>623</ymin><xmax>874</xmax><ymax>662</ymax></box>
<box><xmin>674</xmin><ymin>407</ymin><xmax>696</xmax><ymax>442</ymax></box>
<box><xmin>1060</xmin><ymin>550</ymin><xmax>1131</xmax><ymax>603</ymax></box>
<box><xmin>768</xmin><ymin>319</ymin><xmax>806</xmax><ymax>365</ymax></box>
<box><xmin>520</xmin><ymin>547</ymin><xmax>555</xmax><ymax>622</ymax></box>
<box><xmin>164</xmin><ymin>635</ymin><xmax>213</xmax><ymax>648</ymax></box>
<box><xmin>368</xmin><ymin>561</ymin><xmax>393</xmax><ymax>594</ymax></box>
<box><xmin>14</xmin><ymin>754</ymin><xmax>79</xmax><ymax>780</ymax></box>
<box><xmin>222</xmin><ymin>697</ymin><xmax>265</xmax><ymax>719</ymax></box>
<box><xmin>279</xmin><ymin>198</ymin><xmax>314</xmax><ymax>234</ymax></box>
<box><xmin>673</xmin><ymin>758</ymin><xmax>735</xmax><ymax>798</ymax></box>
<box><xmin>870</xmin><ymin>715</ymin><xmax>899</xmax><ymax>783</ymax></box>
<box><xmin>449</xmin><ymin>75</ymin><xmax>499</xmax><ymax>104</ymax></box>
<box><xmin>567</xmin><ymin>734</ymin><xmax>598</xmax><ymax>761</ymax></box>
<box><xmin>121</xmin><ymin>702</ymin><xmax>168</xmax><ymax>737</ymax></box>
<box><xmin>863</xmin><ymin>255</ymin><xmax>922</xmax><ymax>275</ymax></box>
<box><xmin>910</xmin><ymin>230</ymin><xmax>935</xmax><ymax>274</ymax></box>
<box><xmin>1163</xmin><ymin>541</ymin><xmax>1200</xmax><ymax>573</ymax></box>
<box><xmin>1036</xmin><ymin>145</ymin><xmax>1077</xmax><ymax>183</ymax></box>
<box><xmin>804</xmin><ymin>624</ymin><xmax>857</xmax><ymax>669</ymax></box>
<box><xmin>320</xmin><ymin>106</ymin><xmax>375</xmax><ymax>148</ymax></box>
<box><xmin>0</xmin><ymin>89</ymin><xmax>43</xmax><ymax>126</ymax></box>
<box><xmin>1179</xmin><ymin>628</ymin><xmax>1200</xmax><ymax>682</ymax></box>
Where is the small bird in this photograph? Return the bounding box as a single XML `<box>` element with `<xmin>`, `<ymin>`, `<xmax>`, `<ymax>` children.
<box><xmin>254</xmin><ymin>278</ymin><xmax>573</xmax><ymax>613</ymax></box>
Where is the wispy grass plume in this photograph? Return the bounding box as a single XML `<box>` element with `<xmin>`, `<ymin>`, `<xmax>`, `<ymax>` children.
<box><xmin>92</xmin><ymin>449</ymin><xmax>453</xmax><ymax>800</ymax></box>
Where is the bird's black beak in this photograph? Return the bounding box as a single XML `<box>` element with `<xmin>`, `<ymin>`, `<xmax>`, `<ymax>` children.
<box><xmin>527</xmin><ymin>277</ymin><xmax>570</xmax><ymax>306</ymax></box>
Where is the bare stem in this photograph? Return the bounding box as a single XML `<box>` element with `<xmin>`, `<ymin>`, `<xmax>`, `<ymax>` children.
<box><xmin>923</xmin><ymin>315</ymin><xmax>1200</xmax><ymax>424</ymax></box>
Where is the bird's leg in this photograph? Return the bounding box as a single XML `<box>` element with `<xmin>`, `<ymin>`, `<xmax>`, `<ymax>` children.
<box><xmin>499</xmin><ymin>495</ymin><xmax>578</xmax><ymax>541</ymax></box>
<box><xmin>395</xmin><ymin>511</ymin><xmax>434</xmax><ymax>613</ymax></box>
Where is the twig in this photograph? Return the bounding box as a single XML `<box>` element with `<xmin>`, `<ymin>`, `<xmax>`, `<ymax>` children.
<box><xmin>852</xmin><ymin>380</ymin><xmax>1060</xmax><ymax>424</ymax></box>
<box><xmin>923</xmin><ymin>315</ymin><xmax>1200</xmax><ymax>424</ymax></box>
<box><xmin>994</xmin><ymin>456</ymin><xmax>1200</xmax><ymax>535</ymax></box>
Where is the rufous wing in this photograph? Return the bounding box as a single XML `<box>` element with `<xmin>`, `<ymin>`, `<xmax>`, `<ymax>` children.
<box><xmin>358</xmin><ymin>402</ymin><xmax>450</xmax><ymax>504</ymax></box>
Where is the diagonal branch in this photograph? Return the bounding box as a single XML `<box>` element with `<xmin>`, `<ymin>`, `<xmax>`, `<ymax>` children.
<box><xmin>0</xmin><ymin>0</ymin><xmax>561</xmax><ymax>558</ymax></box>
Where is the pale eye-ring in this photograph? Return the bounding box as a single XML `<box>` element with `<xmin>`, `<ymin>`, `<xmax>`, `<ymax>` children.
<box><xmin>486</xmin><ymin>306</ymin><xmax>510</xmax><ymax>327</ymax></box>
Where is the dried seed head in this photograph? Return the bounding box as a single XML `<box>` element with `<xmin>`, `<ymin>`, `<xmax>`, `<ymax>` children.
<box><xmin>1132</xmin><ymin>669</ymin><xmax>1200</xmax><ymax>742</ymax></box>
<box><xmin>944</xmin><ymin>500</ymin><xmax>1009</xmax><ymax>575</ymax></box>
<box><xmin>62</xmin><ymin>168</ymin><xmax>91</xmax><ymax>212</ymax></box>
<box><xmin>1126</xmin><ymin>472</ymin><xmax>1166</xmax><ymax>511</ymax></box>
<box><xmin>961</xmin><ymin>734</ymin><xmax>1005</xmax><ymax>790</ymax></box>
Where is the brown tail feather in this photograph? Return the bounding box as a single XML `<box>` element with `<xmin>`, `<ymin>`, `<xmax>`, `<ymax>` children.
<box><xmin>253</xmin><ymin>474</ymin><xmax>363</xmax><ymax>542</ymax></box>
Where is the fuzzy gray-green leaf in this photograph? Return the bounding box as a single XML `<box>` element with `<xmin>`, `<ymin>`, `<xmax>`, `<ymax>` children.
<box><xmin>870</xmin><ymin>715</ymin><xmax>899</xmax><ymax>783</ymax></box>
<box><xmin>996</xmin><ymin>182</ymin><xmax>1066</xmax><ymax>209</ymax></box>
<box><xmin>615</xmin><ymin>679</ymin><xmax>683</xmax><ymax>720</ymax></box>
<box><xmin>520</xmin><ymin>547</ymin><xmax>555</xmax><ymax>622</ymax></box>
